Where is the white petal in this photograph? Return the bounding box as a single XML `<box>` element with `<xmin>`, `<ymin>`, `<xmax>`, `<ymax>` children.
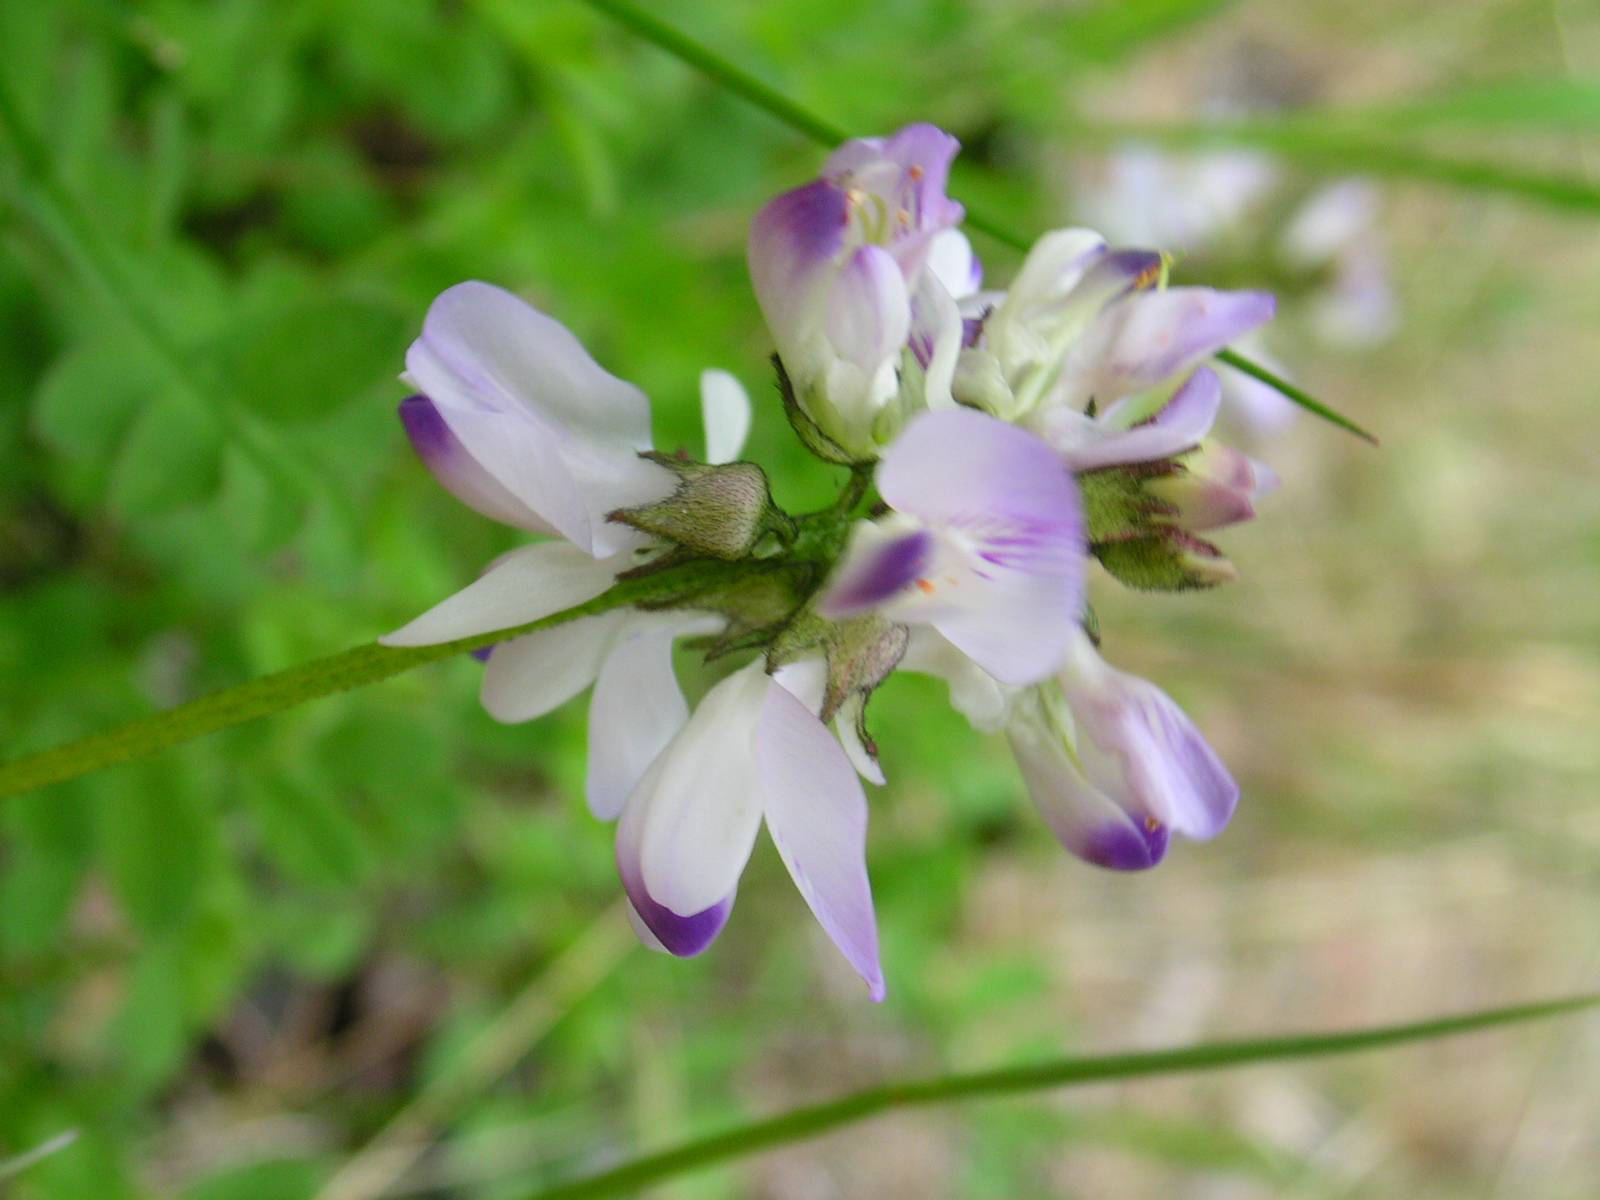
<box><xmin>617</xmin><ymin>773</ymin><xmax>737</xmax><ymax>956</ymax></box>
<box><xmin>700</xmin><ymin>369</ymin><xmax>752</xmax><ymax>465</ymax></box>
<box><xmin>379</xmin><ymin>543</ymin><xmax>621</xmax><ymax>648</ymax></box>
<box><xmin>480</xmin><ymin>610</ymin><xmax>628</xmax><ymax>724</ymax></box>
<box><xmin>399</xmin><ymin>395</ymin><xmax>556</xmax><ymax>533</ymax></box>
<box><xmin>585</xmin><ymin>615</ymin><xmax>720</xmax><ymax>821</ymax></box>
<box><xmin>898</xmin><ymin>628</ymin><xmax>1013</xmax><ymax>733</ymax></box>
<box><xmin>636</xmin><ymin>662</ymin><xmax>769</xmax><ymax>916</ymax></box>
<box><xmin>406</xmin><ymin>282</ymin><xmax>668</xmax><ymax>556</ymax></box>
<box><xmin>925</xmin><ymin>228</ymin><xmax>981</xmax><ymax>299</ymax></box>
<box><xmin>758</xmin><ymin>673</ymin><xmax>885</xmax><ymax>1000</ymax></box>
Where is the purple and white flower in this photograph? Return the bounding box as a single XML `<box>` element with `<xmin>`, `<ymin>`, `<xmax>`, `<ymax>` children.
<box><xmin>952</xmin><ymin>228</ymin><xmax>1275</xmax><ymax>472</ymax></box>
<box><xmin>1006</xmin><ymin>628</ymin><xmax>1239</xmax><ymax>871</ymax></box>
<box><xmin>383</xmin><ymin>282</ymin><xmax>752</xmax><ymax>819</ymax></box>
<box><xmin>749</xmin><ymin>123</ymin><xmax>971</xmax><ymax>458</ymax></box>
<box><xmin>819</xmin><ymin>407</ymin><xmax>1085</xmax><ymax>685</ymax></box>
<box><xmin>616</xmin><ymin>658</ymin><xmax>885</xmax><ymax>1000</ymax></box>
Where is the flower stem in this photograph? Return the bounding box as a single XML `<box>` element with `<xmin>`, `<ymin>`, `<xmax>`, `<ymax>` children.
<box><xmin>0</xmin><ymin>559</ymin><xmax>761</xmax><ymax>802</ymax></box>
<box><xmin>573</xmin><ymin>0</ymin><xmax>1379</xmax><ymax>445</ymax></box>
<box><xmin>522</xmin><ymin>992</ymin><xmax>1600</xmax><ymax>1200</ymax></box>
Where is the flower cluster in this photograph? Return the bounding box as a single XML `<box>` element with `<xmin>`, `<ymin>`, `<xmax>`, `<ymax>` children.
<box><xmin>383</xmin><ymin>124</ymin><xmax>1283</xmax><ymax>1000</ymax></box>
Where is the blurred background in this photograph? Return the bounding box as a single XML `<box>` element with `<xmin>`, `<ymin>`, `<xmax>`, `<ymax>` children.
<box><xmin>2</xmin><ymin>1</ymin><xmax>1598</xmax><ymax>1196</ymax></box>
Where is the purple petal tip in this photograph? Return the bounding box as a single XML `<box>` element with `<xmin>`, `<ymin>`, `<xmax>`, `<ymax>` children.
<box><xmin>1078</xmin><ymin>819</ymin><xmax>1169</xmax><ymax>871</ymax></box>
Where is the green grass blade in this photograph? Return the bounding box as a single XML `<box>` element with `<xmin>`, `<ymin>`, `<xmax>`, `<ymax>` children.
<box><xmin>1342</xmin><ymin>80</ymin><xmax>1600</xmax><ymax>132</ymax></box>
<box><xmin>575</xmin><ymin>0</ymin><xmax>847</xmax><ymax>146</ymax></box>
<box><xmin>524</xmin><ymin>993</ymin><xmax>1600</xmax><ymax>1200</ymax></box>
<box><xmin>1215</xmin><ymin>349</ymin><xmax>1378</xmax><ymax>444</ymax></box>
<box><xmin>574</xmin><ymin>0</ymin><xmax>1374</xmax><ymax>445</ymax></box>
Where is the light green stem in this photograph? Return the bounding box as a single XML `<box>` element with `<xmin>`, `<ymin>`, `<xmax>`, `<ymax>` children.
<box><xmin>523</xmin><ymin>992</ymin><xmax>1600</xmax><ymax>1200</ymax></box>
<box><xmin>0</xmin><ymin>560</ymin><xmax>756</xmax><ymax>801</ymax></box>
<box><xmin>575</xmin><ymin>0</ymin><xmax>1385</xmax><ymax>444</ymax></box>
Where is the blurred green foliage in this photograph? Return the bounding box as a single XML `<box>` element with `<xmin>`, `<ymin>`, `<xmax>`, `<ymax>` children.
<box><xmin>2</xmin><ymin>1</ymin><xmax>1598</xmax><ymax>1198</ymax></box>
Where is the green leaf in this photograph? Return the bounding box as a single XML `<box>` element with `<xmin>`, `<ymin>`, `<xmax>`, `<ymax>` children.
<box><xmin>0</xmin><ymin>786</ymin><xmax>93</xmax><ymax>958</ymax></box>
<box><xmin>243</xmin><ymin>774</ymin><xmax>373</xmax><ymax>891</ymax></box>
<box><xmin>31</xmin><ymin>335</ymin><xmax>157</xmax><ymax>468</ymax></box>
<box><xmin>217</xmin><ymin>446</ymin><xmax>307</xmax><ymax>552</ymax></box>
<box><xmin>108</xmin><ymin>392</ymin><xmax>226</xmax><ymax>516</ymax></box>
<box><xmin>99</xmin><ymin>764</ymin><xmax>211</xmax><ymax>935</ymax></box>
<box><xmin>219</xmin><ymin>294</ymin><xmax>410</xmax><ymax>424</ymax></box>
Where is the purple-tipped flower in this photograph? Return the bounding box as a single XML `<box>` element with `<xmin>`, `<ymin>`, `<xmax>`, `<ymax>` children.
<box><xmin>749</xmin><ymin>124</ymin><xmax>970</xmax><ymax>458</ymax></box>
<box><xmin>399</xmin><ymin>281</ymin><xmax>676</xmax><ymax>558</ymax></box>
<box><xmin>616</xmin><ymin>659</ymin><xmax>885</xmax><ymax>1000</ymax></box>
<box><xmin>1007</xmin><ymin>628</ymin><xmax>1239</xmax><ymax>871</ymax></box>
<box><xmin>819</xmin><ymin>408</ymin><xmax>1086</xmax><ymax>685</ymax></box>
<box><xmin>385</xmin><ymin>282</ymin><xmax>755</xmax><ymax>823</ymax></box>
<box><xmin>952</xmin><ymin>227</ymin><xmax>1275</xmax><ymax>471</ymax></box>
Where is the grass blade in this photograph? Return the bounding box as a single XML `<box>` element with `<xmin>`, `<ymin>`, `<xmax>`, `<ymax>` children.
<box><xmin>524</xmin><ymin>993</ymin><xmax>1600</xmax><ymax>1200</ymax></box>
<box><xmin>1216</xmin><ymin>349</ymin><xmax>1378</xmax><ymax>444</ymax></box>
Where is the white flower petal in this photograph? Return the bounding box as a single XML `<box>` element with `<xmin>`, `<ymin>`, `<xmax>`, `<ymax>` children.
<box><xmin>585</xmin><ymin>615</ymin><xmax>720</xmax><ymax>821</ymax></box>
<box><xmin>617</xmin><ymin>770</ymin><xmax>737</xmax><ymax>957</ymax></box>
<box><xmin>379</xmin><ymin>543</ymin><xmax>620</xmax><ymax>648</ymax></box>
<box><xmin>700</xmin><ymin>369</ymin><xmax>752</xmax><ymax>465</ymax></box>
<box><xmin>636</xmin><ymin>662</ymin><xmax>769</xmax><ymax>916</ymax></box>
<box><xmin>898</xmin><ymin>628</ymin><xmax>1013</xmax><ymax>733</ymax></box>
<box><xmin>480</xmin><ymin>610</ymin><xmax>628</xmax><ymax>724</ymax></box>
<box><xmin>405</xmin><ymin>281</ymin><xmax>669</xmax><ymax>556</ymax></box>
<box><xmin>758</xmin><ymin>672</ymin><xmax>885</xmax><ymax>1000</ymax></box>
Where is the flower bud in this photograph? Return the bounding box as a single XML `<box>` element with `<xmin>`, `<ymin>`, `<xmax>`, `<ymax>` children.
<box><xmin>608</xmin><ymin>454</ymin><xmax>794</xmax><ymax>562</ymax></box>
<box><xmin>749</xmin><ymin>124</ymin><xmax>966</xmax><ymax>460</ymax></box>
<box><xmin>1145</xmin><ymin>439</ymin><xmax>1277</xmax><ymax>531</ymax></box>
<box><xmin>1093</xmin><ymin>528</ymin><xmax>1239</xmax><ymax>591</ymax></box>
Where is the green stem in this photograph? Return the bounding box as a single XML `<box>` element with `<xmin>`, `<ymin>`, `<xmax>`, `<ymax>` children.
<box><xmin>0</xmin><ymin>560</ymin><xmax>758</xmax><ymax>801</ymax></box>
<box><xmin>524</xmin><ymin>992</ymin><xmax>1600</xmax><ymax>1200</ymax></box>
<box><xmin>576</xmin><ymin>0</ymin><xmax>1380</xmax><ymax>443</ymax></box>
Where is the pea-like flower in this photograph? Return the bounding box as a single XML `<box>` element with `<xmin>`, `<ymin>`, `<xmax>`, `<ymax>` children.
<box><xmin>818</xmin><ymin>407</ymin><xmax>1086</xmax><ymax>685</ymax></box>
<box><xmin>382</xmin><ymin>281</ymin><xmax>750</xmax><ymax>820</ymax></box>
<box><xmin>749</xmin><ymin>123</ymin><xmax>970</xmax><ymax>460</ymax></box>
<box><xmin>953</xmin><ymin>228</ymin><xmax>1275</xmax><ymax>470</ymax></box>
<box><xmin>1006</xmin><ymin>628</ymin><xmax>1238</xmax><ymax>870</ymax></box>
<box><xmin>617</xmin><ymin>658</ymin><xmax>883</xmax><ymax>1000</ymax></box>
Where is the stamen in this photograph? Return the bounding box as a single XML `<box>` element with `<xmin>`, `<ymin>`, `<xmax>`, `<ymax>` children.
<box><xmin>1144</xmin><ymin>815</ymin><xmax>1162</xmax><ymax>833</ymax></box>
<box><xmin>908</xmin><ymin>164</ymin><xmax>925</xmax><ymax>181</ymax></box>
<box><xmin>915</xmin><ymin>578</ymin><xmax>937</xmax><ymax>595</ymax></box>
